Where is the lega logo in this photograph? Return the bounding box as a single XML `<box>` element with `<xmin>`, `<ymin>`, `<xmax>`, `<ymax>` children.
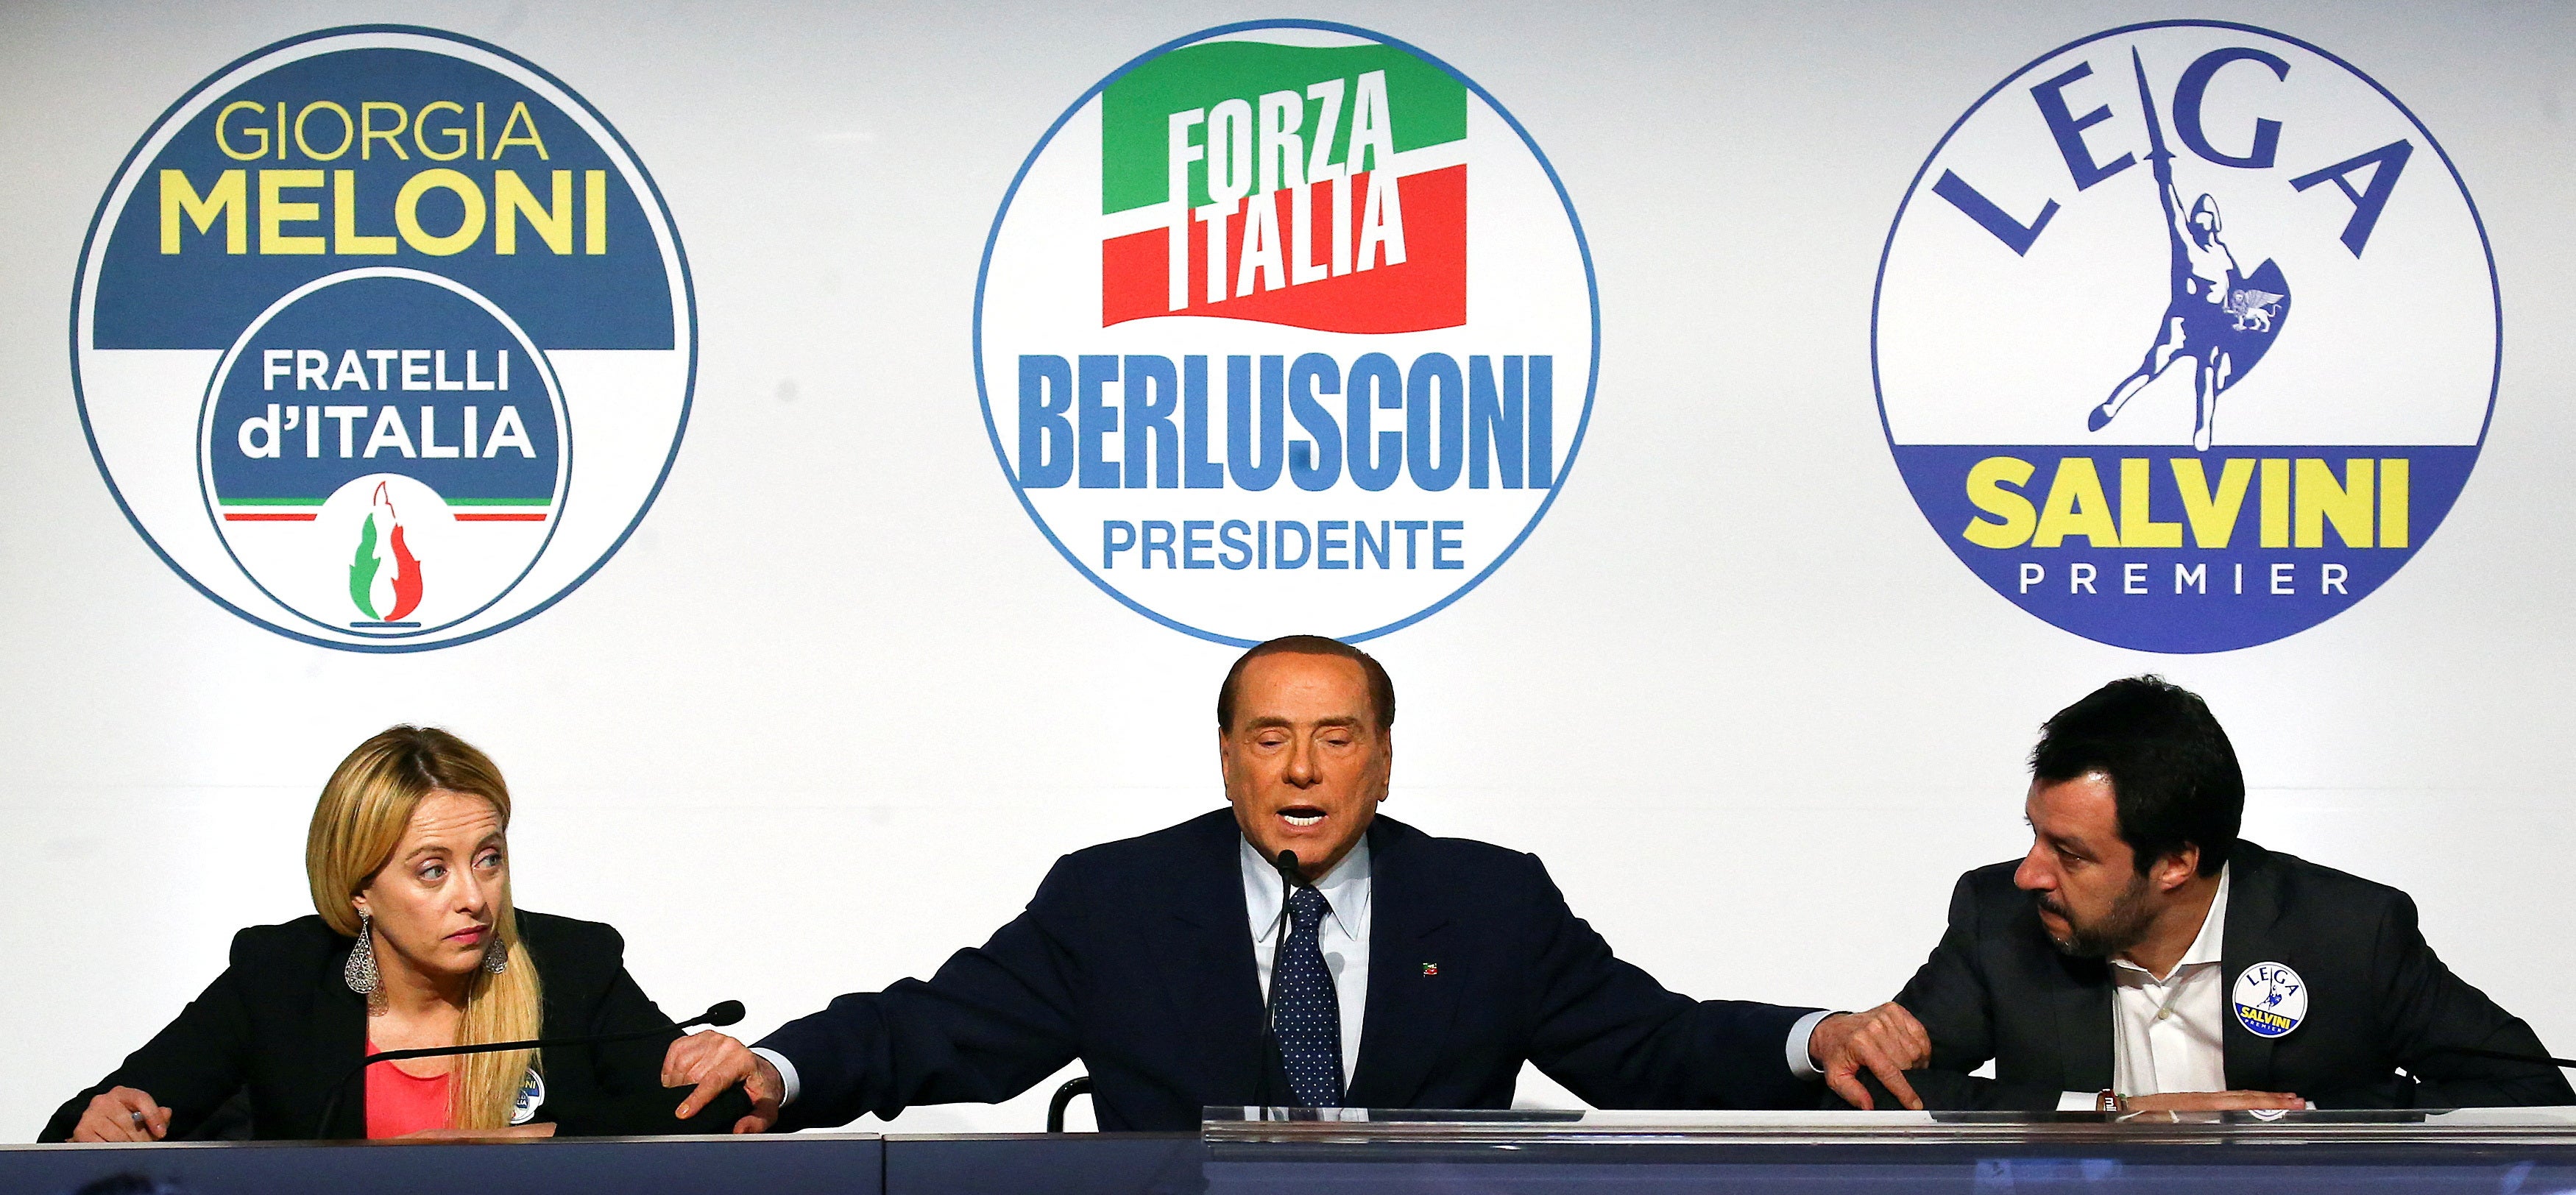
<box><xmin>1874</xmin><ymin>22</ymin><xmax>2495</xmax><ymax>653</ymax></box>
<box><xmin>977</xmin><ymin>21</ymin><xmax>1596</xmax><ymax>645</ymax></box>
<box><xmin>74</xmin><ymin>27</ymin><xmax>693</xmax><ymax>650</ymax></box>
<box><xmin>2232</xmin><ymin>961</ymin><xmax>2307</xmax><ymax>1038</ymax></box>
<box><xmin>509</xmin><ymin>1066</ymin><xmax>545</xmax><ymax>1125</ymax></box>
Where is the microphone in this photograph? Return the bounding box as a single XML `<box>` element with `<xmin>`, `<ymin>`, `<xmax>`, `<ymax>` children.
<box><xmin>312</xmin><ymin>1000</ymin><xmax>745</xmax><ymax>1138</ymax></box>
<box><xmin>1253</xmin><ymin>849</ymin><xmax>1301</xmax><ymax>1115</ymax></box>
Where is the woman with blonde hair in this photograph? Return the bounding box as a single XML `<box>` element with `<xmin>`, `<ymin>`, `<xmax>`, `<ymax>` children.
<box><xmin>43</xmin><ymin>726</ymin><xmax>739</xmax><ymax>1141</ymax></box>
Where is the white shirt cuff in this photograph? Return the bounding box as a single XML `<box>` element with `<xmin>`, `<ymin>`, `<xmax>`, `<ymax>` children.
<box><xmin>2058</xmin><ymin>1089</ymin><xmax>2098</xmax><ymax>1111</ymax></box>
<box><xmin>1786</xmin><ymin>1009</ymin><xmax>1836</xmax><ymax>1080</ymax></box>
<box><xmin>750</xmin><ymin>1047</ymin><xmax>802</xmax><ymax>1107</ymax></box>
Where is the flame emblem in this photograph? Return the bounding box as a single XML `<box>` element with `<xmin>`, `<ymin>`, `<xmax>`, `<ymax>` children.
<box><xmin>348</xmin><ymin>481</ymin><xmax>424</xmax><ymax>623</ymax></box>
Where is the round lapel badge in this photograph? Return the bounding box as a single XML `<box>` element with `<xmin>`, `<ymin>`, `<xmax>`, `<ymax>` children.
<box><xmin>2232</xmin><ymin>961</ymin><xmax>2307</xmax><ymax>1038</ymax></box>
<box><xmin>510</xmin><ymin>1066</ymin><xmax>545</xmax><ymax>1125</ymax></box>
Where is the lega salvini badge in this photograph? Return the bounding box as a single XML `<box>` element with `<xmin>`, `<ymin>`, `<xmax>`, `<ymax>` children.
<box><xmin>1874</xmin><ymin>21</ymin><xmax>2497</xmax><ymax>653</ymax></box>
<box><xmin>72</xmin><ymin>27</ymin><xmax>694</xmax><ymax>650</ymax></box>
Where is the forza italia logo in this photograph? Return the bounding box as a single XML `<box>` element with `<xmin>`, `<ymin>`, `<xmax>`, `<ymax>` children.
<box><xmin>74</xmin><ymin>27</ymin><xmax>693</xmax><ymax>650</ymax></box>
<box><xmin>978</xmin><ymin>21</ymin><xmax>1596</xmax><ymax>645</ymax></box>
<box><xmin>1874</xmin><ymin>22</ymin><xmax>2495</xmax><ymax>653</ymax></box>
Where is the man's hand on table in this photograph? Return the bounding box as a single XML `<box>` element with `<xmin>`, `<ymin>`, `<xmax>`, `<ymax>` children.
<box><xmin>664</xmin><ymin>1030</ymin><xmax>785</xmax><ymax>1134</ymax></box>
<box><xmin>1810</xmin><ymin>1002</ymin><xmax>1933</xmax><ymax>1111</ymax></box>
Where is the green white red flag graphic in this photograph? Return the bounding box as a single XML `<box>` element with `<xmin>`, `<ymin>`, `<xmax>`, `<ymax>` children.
<box><xmin>1098</xmin><ymin>40</ymin><xmax>1467</xmax><ymax>333</ymax></box>
<box><xmin>348</xmin><ymin>481</ymin><xmax>424</xmax><ymax>623</ymax></box>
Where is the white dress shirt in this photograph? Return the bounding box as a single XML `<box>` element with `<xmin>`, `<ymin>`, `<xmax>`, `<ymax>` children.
<box><xmin>757</xmin><ymin>831</ymin><xmax>1833</xmax><ymax>1109</ymax></box>
<box><xmin>2056</xmin><ymin>865</ymin><xmax>2231</xmax><ymax>1109</ymax></box>
<box><xmin>1242</xmin><ymin>835</ymin><xmax>1374</xmax><ymax>1086</ymax></box>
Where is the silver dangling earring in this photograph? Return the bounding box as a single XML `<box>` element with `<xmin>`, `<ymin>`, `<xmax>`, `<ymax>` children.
<box><xmin>482</xmin><ymin>936</ymin><xmax>509</xmax><ymax>975</ymax></box>
<box><xmin>344</xmin><ymin>912</ymin><xmax>381</xmax><ymax>996</ymax></box>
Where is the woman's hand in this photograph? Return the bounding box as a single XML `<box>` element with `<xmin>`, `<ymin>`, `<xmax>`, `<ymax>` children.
<box><xmin>663</xmin><ymin>1030</ymin><xmax>782</xmax><ymax>1134</ymax></box>
<box><xmin>70</xmin><ymin>1088</ymin><xmax>171</xmax><ymax>1143</ymax></box>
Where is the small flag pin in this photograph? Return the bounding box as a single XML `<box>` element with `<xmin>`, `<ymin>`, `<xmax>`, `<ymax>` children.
<box><xmin>1422</xmin><ymin>962</ymin><xmax>1439</xmax><ymax>976</ymax></box>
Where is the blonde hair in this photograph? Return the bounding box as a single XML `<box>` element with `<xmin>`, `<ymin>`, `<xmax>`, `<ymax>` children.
<box><xmin>307</xmin><ymin>726</ymin><xmax>544</xmax><ymax>1132</ymax></box>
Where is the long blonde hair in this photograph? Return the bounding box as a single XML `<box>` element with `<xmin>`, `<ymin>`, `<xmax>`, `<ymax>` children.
<box><xmin>307</xmin><ymin>726</ymin><xmax>544</xmax><ymax>1132</ymax></box>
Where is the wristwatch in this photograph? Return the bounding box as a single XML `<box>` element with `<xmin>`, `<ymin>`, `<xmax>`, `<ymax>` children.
<box><xmin>2095</xmin><ymin>1089</ymin><xmax>2127</xmax><ymax>1114</ymax></box>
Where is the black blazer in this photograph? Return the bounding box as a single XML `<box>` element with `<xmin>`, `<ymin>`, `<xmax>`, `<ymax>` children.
<box><xmin>40</xmin><ymin>909</ymin><xmax>737</xmax><ymax>1141</ymax></box>
<box><xmin>1892</xmin><ymin>841</ymin><xmax>2573</xmax><ymax>1110</ymax></box>
<box><xmin>759</xmin><ymin>809</ymin><xmax>1823</xmax><ymax>1131</ymax></box>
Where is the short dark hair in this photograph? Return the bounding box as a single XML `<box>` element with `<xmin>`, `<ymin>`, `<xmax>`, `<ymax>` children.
<box><xmin>2030</xmin><ymin>675</ymin><xmax>2241</xmax><ymax>876</ymax></box>
<box><xmin>1216</xmin><ymin>635</ymin><xmax>1395</xmax><ymax>734</ymax></box>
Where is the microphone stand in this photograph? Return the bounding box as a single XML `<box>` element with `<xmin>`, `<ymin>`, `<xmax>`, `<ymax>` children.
<box><xmin>311</xmin><ymin>1000</ymin><xmax>743</xmax><ymax>1138</ymax></box>
<box><xmin>1253</xmin><ymin>849</ymin><xmax>1300</xmax><ymax>1118</ymax></box>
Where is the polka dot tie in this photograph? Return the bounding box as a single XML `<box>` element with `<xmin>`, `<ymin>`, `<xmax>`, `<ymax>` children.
<box><xmin>1275</xmin><ymin>884</ymin><xmax>1345</xmax><ymax>1108</ymax></box>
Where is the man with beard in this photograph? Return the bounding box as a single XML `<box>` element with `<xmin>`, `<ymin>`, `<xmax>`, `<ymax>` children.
<box><xmin>1883</xmin><ymin>677</ymin><xmax>2571</xmax><ymax>1112</ymax></box>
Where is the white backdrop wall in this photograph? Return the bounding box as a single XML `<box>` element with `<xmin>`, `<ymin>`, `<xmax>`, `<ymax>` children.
<box><xmin>4</xmin><ymin>0</ymin><xmax>2571</xmax><ymax>1137</ymax></box>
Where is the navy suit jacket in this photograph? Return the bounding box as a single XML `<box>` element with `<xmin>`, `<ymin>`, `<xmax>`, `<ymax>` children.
<box><xmin>761</xmin><ymin>810</ymin><xmax>1824</xmax><ymax>1130</ymax></box>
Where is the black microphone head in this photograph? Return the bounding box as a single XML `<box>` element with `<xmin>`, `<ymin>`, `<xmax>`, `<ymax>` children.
<box><xmin>1273</xmin><ymin>849</ymin><xmax>1300</xmax><ymax>877</ymax></box>
<box><xmin>705</xmin><ymin>1000</ymin><xmax>746</xmax><ymax>1027</ymax></box>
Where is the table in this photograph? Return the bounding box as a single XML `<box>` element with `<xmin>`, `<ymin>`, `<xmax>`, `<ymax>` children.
<box><xmin>10</xmin><ymin>1109</ymin><xmax>2575</xmax><ymax>1194</ymax></box>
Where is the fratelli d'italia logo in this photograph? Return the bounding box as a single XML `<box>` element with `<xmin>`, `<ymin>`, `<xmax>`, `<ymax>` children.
<box><xmin>74</xmin><ymin>26</ymin><xmax>693</xmax><ymax>650</ymax></box>
<box><xmin>1875</xmin><ymin>21</ymin><xmax>2495</xmax><ymax>653</ymax></box>
<box><xmin>977</xmin><ymin>21</ymin><xmax>1596</xmax><ymax>645</ymax></box>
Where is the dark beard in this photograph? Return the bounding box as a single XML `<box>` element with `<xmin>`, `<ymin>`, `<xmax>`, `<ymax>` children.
<box><xmin>2039</xmin><ymin>871</ymin><xmax>2155</xmax><ymax>959</ymax></box>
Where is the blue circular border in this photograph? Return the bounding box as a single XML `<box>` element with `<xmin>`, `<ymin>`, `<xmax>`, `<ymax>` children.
<box><xmin>969</xmin><ymin>19</ymin><xmax>1601</xmax><ymax>648</ymax></box>
<box><xmin>191</xmin><ymin>271</ymin><xmax>577</xmax><ymax>639</ymax></box>
<box><xmin>1865</xmin><ymin>19</ymin><xmax>2502</xmax><ymax>654</ymax></box>
<box><xmin>68</xmin><ymin>24</ymin><xmax>698</xmax><ymax>653</ymax></box>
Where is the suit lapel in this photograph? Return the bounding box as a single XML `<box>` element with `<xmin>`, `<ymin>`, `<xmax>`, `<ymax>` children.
<box><xmin>1346</xmin><ymin>817</ymin><xmax>1459</xmax><ymax>1107</ymax></box>
<box><xmin>1147</xmin><ymin>812</ymin><xmax>1272</xmax><ymax>1104</ymax></box>
<box><xmin>2220</xmin><ymin>845</ymin><xmax>2284</xmax><ymax>1092</ymax></box>
<box><xmin>298</xmin><ymin>939</ymin><xmax>372</xmax><ymax>1139</ymax></box>
<box><xmin>2052</xmin><ymin>954</ymin><xmax>2116</xmax><ymax>1092</ymax></box>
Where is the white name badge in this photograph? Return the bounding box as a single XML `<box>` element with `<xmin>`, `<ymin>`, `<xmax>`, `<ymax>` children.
<box><xmin>510</xmin><ymin>1067</ymin><xmax>546</xmax><ymax>1125</ymax></box>
<box><xmin>2232</xmin><ymin>962</ymin><xmax>2308</xmax><ymax>1038</ymax></box>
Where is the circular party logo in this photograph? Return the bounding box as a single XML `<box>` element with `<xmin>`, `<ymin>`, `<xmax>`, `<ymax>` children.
<box><xmin>74</xmin><ymin>26</ymin><xmax>693</xmax><ymax>650</ymax></box>
<box><xmin>975</xmin><ymin>21</ymin><xmax>1596</xmax><ymax>645</ymax></box>
<box><xmin>1874</xmin><ymin>21</ymin><xmax>2495</xmax><ymax>653</ymax></box>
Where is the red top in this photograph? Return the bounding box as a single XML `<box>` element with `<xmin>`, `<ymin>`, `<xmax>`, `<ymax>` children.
<box><xmin>364</xmin><ymin>1041</ymin><xmax>452</xmax><ymax>1139</ymax></box>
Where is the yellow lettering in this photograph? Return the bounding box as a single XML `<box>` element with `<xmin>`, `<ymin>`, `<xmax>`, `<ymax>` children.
<box><xmin>492</xmin><ymin>102</ymin><xmax>549</xmax><ymax>160</ymax></box>
<box><xmin>2260</xmin><ymin>458</ymin><xmax>2290</xmax><ymax>548</ymax></box>
<box><xmin>214</xmin><ymin>101</ymin><xmax>269</xmax><ymax>160</ymax></box>
<box><xmin>2296</xmin><ymin>458</ymin><xmax>2374</xmax><ymax>548</ymax></box>
<box><xmin>585</xmin><ymin>169</ymin><xmax>606</xmax><ymax>254</ymax></box>
<box><xmin>493</xmin><ymin>170</ymin><xmax>572</xmax><ymax>255</ymax></box>
<box><xmin>2380</xmin><ymin>458</ymin><xmax>2410</xmax><ymax>548</ymax></box>
<box><xmin>2117</xmin><ymin>458</ymin><xmax>2182</xmax><ymax>548</ymax></box>
<box><xmin>333</xmin><ymin>170</ymin><xmax>397</xmax><ymax>254</ymax></box>
<box><xmin>394</xmin><ymin>169</ymin><xmax>486</xmax><ymax>255</ymax></box>
<box><xmin>160</xmin><ymin>169</ymin><xmax>247</xmax><ymax>254</ymax></box>
<box><xmin>2171</xmin><ymin>458</ymin><xmax>2254</xmax><ymax>549</ymax></box>
<box><xmin>258</xmin><ymin>169</ymin><xmax>326</xmax><ymax>254</ymax></box>
<box><xmin>414</xmin><ymin>101</ymin><xmax>468</xmax><ymax>161</ymax></box>
<box><xmin>1961</xmin><ymin>456</ymin><xmax>2037</xmax><ymax>549</ymax></box>
<box><xmin>360</xmin><ymin>102</ymin><xmax>411</xmax><ymax>161</ymax></box>
<box><xmin>2032</xmin><ymin>458</ymin><xmax>2120</xmax><ymax>549</ymax></box>
<box><xmin>293</xmin><ymin>102</ymin><xmax>353</xmax><ymax>160</ymax></box>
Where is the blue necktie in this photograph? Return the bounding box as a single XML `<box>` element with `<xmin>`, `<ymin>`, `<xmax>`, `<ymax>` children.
<box><xmin>1273</xmin><ymin>885</ymin><xmax>1345</xmax><ymax>1108</ymax></box>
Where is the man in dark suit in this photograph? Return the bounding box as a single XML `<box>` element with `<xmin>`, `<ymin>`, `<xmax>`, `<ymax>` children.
<box><xmin>1889</xmin><ymin>675</ymin><xmax>2572</xmax><ymax>1112</ymax></box>
<box><xmin>669</xmin><ymin>636</ymin><xmax>1931</xmax><ymax>1130</ymax></box>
